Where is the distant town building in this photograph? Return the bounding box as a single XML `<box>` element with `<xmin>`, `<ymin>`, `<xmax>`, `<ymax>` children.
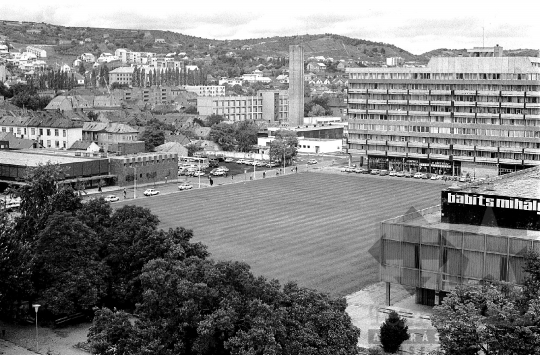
<box><xmin>25</xmin><ymin>45</ymin><xmax>47</xmax><ymax>58</ymax></box>
<box><xmin>183</xmin><ymin>85</ymin><xmax>225</xmax><ymax>97</ymax></box>
<box><xmin>386</xmin><ymin>57</ymin><xmax>404</xmax><ymax>67</ymax></box>
<box><xmin>467</xmin><ymin>44</ymin><xmax>504</xmax><ymax>57</ymax></box>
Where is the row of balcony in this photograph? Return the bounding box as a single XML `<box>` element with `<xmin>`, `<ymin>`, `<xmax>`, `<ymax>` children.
<box><xmin>347</xmin><ymin>88</ymin><xmax>540</xmax><ymax>97</ymax></box>
<box><xmin>347</xmin><ymin>109</ymin><xmax>540</xmax><ymax>120</ymax></box>
<box><xmin>347</xmin><ymin>149</ymin><xmax>540</xmax><ymax>166</ymax></box>
<box><xmin>347</xmin><ymin>138</ymin><xmax>540</xmax><ymax>154</ymax></box>
<box><xmin>347</xmin><ymin>99</ymin><xmax>538</xmax><ymax>108</ymax></box>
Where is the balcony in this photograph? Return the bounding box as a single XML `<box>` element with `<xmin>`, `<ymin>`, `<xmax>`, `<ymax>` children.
<box><xmin>478</xmin><ymin>91</ymin><xmax>500</xmax><ymax>96</ymax></box>
<box><xmin>501</xmin><ymin>113</ymin><xmax>523</xmax><ymax>119</ymax></box>
<box><xmin>501</xmin><ymin>91</ymin><xmax>525</xmax><ymax>97</ymax></box>
<box><xmin>499</xmin><ymin>147</ymin><xmax>523</xmax><ymax>153</ymax></box>
<box><xmin>370</xmin><ymin>99</ymin><xmax>387</xmax><ymax>104</ymax></box>
<box><xmin>388</xmin><ymin>89</ymin><xmax>408</xmax><ymax>94</ymax></box>
<box><xmin>476</xmin><ymin>112</ymin><xmax>499</xmax><ymax>118</ymax></box>
<box><xmin>409</xmin><ymin>90</ymin><xmax>429</xmax><ymax>95</ymax></box>
<box><xmin>453</xmin><ymin>112</ymin><xmax>476</xmax><ymax>118</ymax></box>
<box><xmin>431</xmin><ymin>111</ymin><xmax>451</xmax><ymax>116</ymax></box>
<box><xmin>408</xmin><ymin>141</ymin><xmax>428</xmax><ymax>148</ymax></box>
<box><xmin>368</xmin><ymin>140</ymin><xmax>388</xmax><ymax>145</ymax></box>
<box><xmin>388</xmin><ymin>109</ymin><xmax>406</xmax><ymax>115</ymax></box>
<box><xmin>430</xmin><ymin>143</ymin><xmax>450</xmax><ymax>149</ymax></box>
<box><xmin>366</xmin><ymin>150</ymin><xmax>386</xmax><ymax>156</ymax></box>
<box><xmin>367</xmin><ymin>89</ymin><xmax>388</xmax><ymax>94</ymax></box>
<box><xmin>476</xmin><ymin>146</ymin><xmax>498</xmax><ymax>152</ymax></box>
<box><xmin>501</xmin><ymin>102</ymin><xmax>525</xmax><ymax>108</ymax></box>
<box><xmin>347</xmin><ymin>88</ymin><xmax>367</xmax><ymax>93</ymax></box>
<box><xmin>387</xmin><ymin>99</ymin><xmax>407</xmax><ymax>105</ymax></box>
<box><xmin>407</xmin><ymin>152</ymin><xmax>428</xmax><ymax>159</ymax></box>
<box><xmin>429</xmin><ymin>154</ymin><xmax>450</xmax><ymax>160</ymax></box>
<box><xmin>524</xmin><ymin>148</ymin><xmax>540</xmax><ymax>154</ymax></box>
<box><xmin>499</xmin><ymin>158</ymin><xmax>520</xmax><ymax>165</ymax></box>
<box><xmin>525</xmin><ymin>114</ymin><xmax>540</xmax><ymax>119</ymax></box>
<box><xmin>347</xmin><ymin>138</ymin><xmax>367</xmax><ymax>145</ymax></box>
<box><xmin>387</xmin><ymin>141</ymin><xmax>407</xmax><ymax>147</ymax></box>
<box><xmin>367</xmin><ymin>109</ymin><xmax>387</xmax><ymax>114</ymax></box>
<box><xmin>348</xmin><ymin>98</ymin><xmax>367</xmax><ymax>104</ymax></box>
<box><xmin>476</xmin><ymin>102</ymin><xmax>500</xmax><ymax>107</ymax></box>
<box><xmin>475</xmin><ymin>157</ymin><xmax>498</xmax><ymax>164</ymax></box>
<box><xmin>455</xmin><ymin>90</ymin><xmax>476</xmax><ymax>95</ymax></box>
<box><xmin>430</xmin><ymin>90</ymin><xmax>451</xmax><ymax>95</ymax></box>
<box><xmin>430</xmin><ymin>100</ymin><xmax>451</xmax><ymax>106</ymax></box>
<box><xmin>526</xmin><ymin>103</ymin><xmax>540</xmax><ymax>108</ymax></box>
<box><xmin>453</xmin><ymin>144</ymin><xmax>475</xmax><ymax>151</ymax></box>
<box><xmin>387</xmin><ymin>151</ymin><xmax>407</xmax><ymax>158</ymax></box>
<box><xmin>453</xmin><ymin>155</ymin><xmax>475</xmax><ymax>162</ymax></box>
<box><xmin>408</xmin><ymin>110</ymin><xmax>429</xmax><ymax>116</ymax></box>
<box><xmin>409</xmin><ymin>100</ymin><xmax>430</xmax><ymax>105</ymax></box>
<box><xmin>524</xmin><ymin>160</ymin><xmax>540</xmax><ymax>166</ymax></box>
<box><xmin>347</xmin><ymin>108</ymin><xmax>367</xmax><ymax>114</ymax></box>
<box><xmin>527</xmin><ymin>91</ymin><xmax>540</xmax><ymax>97</ymax></box>
<box><xmin>454</xmin><ymin>101</ymin><xmax>475</xmax><ymax>107</ymax></box>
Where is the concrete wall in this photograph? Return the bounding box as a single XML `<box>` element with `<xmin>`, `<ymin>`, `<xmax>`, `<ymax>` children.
<box><xmin>110</xmin><ymin>153</ymin><xmax>178</xmax><ymax>187</ymax></box>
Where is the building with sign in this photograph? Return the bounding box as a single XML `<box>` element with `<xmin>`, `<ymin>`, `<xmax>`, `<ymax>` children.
<box><xmin>346</xmin><ymin>46</ymin><xmax>540</xmax><ymax>177</ymax></box>
<box><xmin>380</xmin><ymin>166</ymin><xmax>540</xmax><ymax>306</ymax></box>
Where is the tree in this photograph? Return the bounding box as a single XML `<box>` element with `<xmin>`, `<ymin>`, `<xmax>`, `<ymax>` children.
<box><xmin>184</xmin><ymin>105</ymin><xmax>198</xmax><ymax>114</ymax></box>
<box><xmin>379</xmin><ymin>310</ymin><xmax>409</xmax><ymax>353</ymax></box>
<box><xmin>209</xmin><ymin>122</ymin><xmax>236</xmax><ymax>151</ymax></box>
<box><xmin>88</xmin><ymin>308</ymin><xmax>134</xmax><ymax>355</ymax></box>
<box><xmin>269</xmin><ymin>130</ymin><xmax>298</xmax><ymax>165</ymax></box>
<box><xmin>307</xmin><ymin>103</ymin><xmax>326</xmax><ymax>117</ymax></box>
<box><xmin>206</xmin><ymin>114</ymin><xmax>224</xmax><ymax>127</ymax></box>
<box><xmin>78</xmin><ymin>61</ymin><xmax>86</xmax><ymax>75</ymax></box>
<box><xmin>235</xmin><ymin>120</ymin><xmax>258</xmax><ymax>152</ymax></box>
<box><xmin>140</xmin><ymin>126</ymin><xmax>165</xmax><ymax>151</ymax></box>
<box><xmin>431</xmin><ymin>251</ymin><xmax>540</xmax><ymax>355</ymax></box>
<box><xmin>32</xmin><ymin>212</ymin><xmax>107</xmax><ymax>315</ymax></box>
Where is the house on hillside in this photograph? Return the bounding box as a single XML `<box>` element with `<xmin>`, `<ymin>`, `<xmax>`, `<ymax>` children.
<box><xmin>68</xmin><ymin>140</ymin><xmax>100</xmax><ymax>152</ymax></box>
<box><xmin>306</xmin><ymin>62</ymin><xmax>326</xmax><ymax>73</ymax></box>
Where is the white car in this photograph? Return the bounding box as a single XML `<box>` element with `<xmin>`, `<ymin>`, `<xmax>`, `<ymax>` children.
<box><xmin>430</xmin><ymin>174</ymin><xmax>440</xmax><ymax>180</ymax></box>
<box><xmin>178</xmin><ymin>182</ymin><xmax>193</xmax><ymax>190</ymax></box>
<box><xmin>413</xmin><ymin>172</ymin><xmax>425</xmax><ymax>179</ymax></box>
<box><xmin>143</xmin><ymin>188</ymin><xmax>160</xmax><ymax>196</ymax></box>
<box><xmin>212</xmin><ymin>169</ymin><xmax>225</xmax><ymax>176</ymax></box>
<box><xmin>193</xmin><ymin>171</ymin><xmax>205</xmax><ymax>176</ymax></box>
<box><xmin>224</xmin><ymin>157</ymin><xmax>235</xmax><ymax>163</ymax></box>
<box><xmin>104</xmin><ymin>194</ymin><xmax>119</xmax><ymax>202</ymax></box>
<box><xmin>236</xmin><ymin>159</ymin><xmax>246</xmax><ymax>164</ymax></box>
<box><xmin>266</xmin><ymin>162</ymin><xmax>279</xmax><ymax>167</ymax></box>
<box><xmin>307</xmin><ymin>159</ymin><xmax>318</xmax><ymax>165</ymax></box>
<box><xmin>218</xmin><ymin>166</ymin><xmax>229</xmax><ymax>172</ymax></box>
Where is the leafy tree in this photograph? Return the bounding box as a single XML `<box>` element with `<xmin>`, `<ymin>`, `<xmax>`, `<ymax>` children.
<box><xmin>184</xmin><ymin>105</ymin><xmax>198</xmax><ymax>114</ymax></box>
<box><xmin>187</xmin><ymin>142</ymin><xmax>203</xmax><ymax>157</ymax></box>
<box><xmin>140</xmin><ymin>126</ymin><xmax>165</xmax><ymax>151</ymax></box>
<box><xmin>235</xmin><ymin>120</ymin><xmax>258</xmax><ymax>152</ymax></box>
<box><xmin>32</xmin><ymin>212</ymin><xmax>107</xmax><ymax>315</ymax></box>
<box><xmin>432</xmin><ymin>251</ymin><xmax>540</xmax><ymax>355</ymax></box>
<box><xmin>88</xmin><ymin>308</ymin><xmax>134</xmax><ymax>355</ymax></box>
<box><xmin>209</xmin><ymin>122</ymin><xmax>236</xmax><ymax>151</ymax></box>
<box><xmin>78</xmin><ymin>61</ymin><xmax>86</xmax><ymax>75</ymax></box>
<box><xmin>379</xmin><ymin>310</ymin><xmax>409</xmax><ymax>353</ymax></box>
<box><xmin>206</xmin><ymin>114</ymin><xmax>224</xmax><ymax>127</ymax></box>
<box><xmin>307</xmin><ymin>103</ymin><xmax>326</xmax><ymax>117</ymax></box>
<box><xmin>269</xmin><ymin>130</ymin><xmax>298</xmax><ymax>164</ymax></box>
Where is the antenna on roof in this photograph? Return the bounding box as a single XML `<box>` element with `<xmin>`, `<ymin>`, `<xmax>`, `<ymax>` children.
<box><xmin>482</xmin><ymin>26</ymin><xmax>485</xmax><ymax>47</ymax></box>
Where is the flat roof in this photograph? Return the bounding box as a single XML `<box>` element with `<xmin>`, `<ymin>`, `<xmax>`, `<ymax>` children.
<box><xmin>398</xmin><ymin>208</ymin><xmax>540</xmax><ymax>241</ymax></box>
<box><xmin>453</xmin><ymin>166</ymin><xmax>540</xmax><ymax>199</ymax></box>
<box><xmin>0</xmin><ymin>151</ymin><xmax>96</xmax><ymax>166</ymax></box>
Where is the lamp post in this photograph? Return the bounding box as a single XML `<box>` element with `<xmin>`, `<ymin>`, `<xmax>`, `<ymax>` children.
<box><xmin>132</xmin><ymin>166</ymin><xmax>137</xmax><ymax>199</ymax></box>
<box><xmin>198</xmin><ymin>162</ymin><xmax>201</xmax><ymax>189</ymax></box>
<box><xmin>32</xmin><ymin>304</ymin><xmax>40</xmax><ymax>353</ymax></box>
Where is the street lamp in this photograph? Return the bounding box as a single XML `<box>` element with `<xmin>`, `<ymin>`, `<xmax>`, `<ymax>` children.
<box><xmin>32</xmin><ymin>304</ymin><xmax>40</xmax><ymax>353</ymax></box>
<box><xmin>131</xmin><ymin>166</ymin><xmax>137</xmax><ymax>199</ymax></box>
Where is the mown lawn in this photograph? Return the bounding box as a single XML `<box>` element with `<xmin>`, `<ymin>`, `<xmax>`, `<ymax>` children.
<box><xmin>119</xmin><ymin>172</ymin><xmax>442</xmax><ymax>297</ymax></box>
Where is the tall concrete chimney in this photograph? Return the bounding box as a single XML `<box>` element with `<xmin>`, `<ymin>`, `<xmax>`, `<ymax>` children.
<box><xmin>288</xmin><ymin>45</ymin><xmax>304</xmax><ymax>126</ymax></box>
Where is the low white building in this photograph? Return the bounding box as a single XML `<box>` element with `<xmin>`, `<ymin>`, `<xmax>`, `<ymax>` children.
<box><xmin>26</xmin><ymin>45</ymin><xmax>47</xmax><ymax>58</ymax></box>
<box><xmin>183</xmin><ymin>85</ymin><xmax>225</xmax><ymax>97</ymax></box>
<box><xmin>258</xmin><ymin>125</ymin><xmax>344</xmax><ymax>154</ymax></box>
<box><xmin>219</xmin><ymin>77</ymin><xmax>243</xmax><ymax>86</ymax></box>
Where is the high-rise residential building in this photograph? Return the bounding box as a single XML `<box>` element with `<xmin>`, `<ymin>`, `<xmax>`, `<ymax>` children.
<box><xmin>346</xmin><ymin>47</ymin><xmax>540</xmax><ymax>177</ymax></box>
<box><xmin>288</xmin><ymin>45</ymin><xmax>305</xmax><ymax>127</ymax></box>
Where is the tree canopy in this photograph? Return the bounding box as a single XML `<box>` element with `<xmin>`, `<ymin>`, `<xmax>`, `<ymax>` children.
<box><xmin>209</xmin><ymin>120</ymin><xmax>259</xmax><ymax>152</ymax></box>
<box><xmin>269</xmin><ymin>130</ymin><xmax>298</xmax><ymax>164</ymax></box>
<box><xmin>431</xmin><ymin>251</ymin><xmax>540</xmax><ymax>355</ymax></box>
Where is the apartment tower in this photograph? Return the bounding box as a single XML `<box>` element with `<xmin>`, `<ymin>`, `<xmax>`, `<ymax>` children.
<box><xmin>346</xmin><ymin>46</ymin><xmax>540</xmax><ymax>176</ymax></box>
<box><xmin>288</xmin><ymin>45</ymin><xmax>305</xmax><ymax>127</ymax></box>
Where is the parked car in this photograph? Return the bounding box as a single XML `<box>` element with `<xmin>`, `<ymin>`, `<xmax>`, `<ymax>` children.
<box><xmin>396</xmin><ymin>171</ymin><xmax>405</xmax><ymax>177</ymax></box>
<box><xmin>104</xmin><ymin>194</ymin><xmax>119</xmax><ymax>202</ymax></box>
<box><xmin>213</xmin><ymin>169</ymin><xmax>225</xmax><ymax>176</ymax></box>
<box><xmin>379</xmin><ymin>169</ymin><xmax>389</xmax><ymax>176</ymax></box>
<box><xmin>143</xmin><ymin>188</ymin><xmax>159</xmax><ymax>196</ymax></box>
<box><xmin>413</xmin><ymin>172</ymin><xmax>425</xmax><ymax>179</ymax></box>
<box><xmin>256</xmin><ymin>161</ymin><xmax>267</xmax><ymax>167</ymax></box>
<box><xmin>459</xmin><ymin>175</ymin><xmax>470</xmax><ymax>182</ymax></box>
<box><xmin>193</xmin><ymin>171</ymin><xmax>205</xmax><ymax>176</ymax></box>
<box><xmin>236</xmin><ymin>159</ymin><xmax>246</xmax><ymax>164</ymax></box>
<box><xmin>421</xmin><ymin>173</ymin><xmax>430</xmax><ymax>179</ymax></box>
<box><xmin>267</xmin><ymin>161</ymin><xmax>279</xmax><ymax>167</ymax></box>
<box><xmin>430</xmin><ymin>174</ymin><xmax>441</xmax><ymax>180</ymax></box>
<box><xmin>218</xmin><ymin>166</ymin><xmax>230</xmax><ymax>172</ymax></box>
<box><xmin>404</xmin><ymin>172</ymin><xmax>413</xmax><ymax>178</ymax></box>
<box><xmin>307</xmin><ymin>159</ymin><xmax>318</xmax><ymax>164</ymax></box>
<box><xmin>224</xmin><ymin>157</ymin><xmax>235</xmax><ymax>163</ymax></box>
<box><xmin>370</xmin><ymin>169</ymin><xmax>380</xmax><ymax>175</ymax></box>
<box><xmin>354</xmin><ymin>168</ymin><xmax>366</xmax><ymax>174</ymax></box>
<box><xmin>178</xmin><ymin>182</ymin><xmax>193</xmax><ymax>190</ymax></box>
<box><xmin>244</xmin><ymin>160</ymin><xmax>253</xmax><ymax>165</ymax></box>
<box><xmin>389</xmin><ymin>171</ymin><xmax>397</xmax><ymax>177</ymax></box>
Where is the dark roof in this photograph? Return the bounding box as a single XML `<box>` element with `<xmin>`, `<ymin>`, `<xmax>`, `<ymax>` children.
<box><xmin>68</xmin><ymin>140</ymin><xmax>92</xmax><ymax>150</ymax></box>
<box><xmin>0</xmin><ymin>132</ymin><xmax>38</xmax><ymax>149</ymax></box>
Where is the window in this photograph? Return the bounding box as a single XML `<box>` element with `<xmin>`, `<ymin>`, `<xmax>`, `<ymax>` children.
<box><xmin>55</xmin><ymin>129</ymin><xmax>59</xmax><ymax>136</ymax></box>
<box><xmin>46</xmin><ymin>129</ymin><xmax>51</xmax><ymax>136</ymax></box>
<box><xmin>63</xmin><ymin>130</ymin><xmax>66</xmax><ymax>137</ymax></box>
<box><xmin>47</xmin><ymin>140</ymin><xmax>51</xmax><ymax>148</ymax></box>
<box><xmin>39</xmin><ymin>128</ymin><xmax>43</xmax><ymax>135</ymax></box>
<box><xmin>31</xmin><ymin>128</ymin><xmax>35</xmax><ymax>135</ymax></box>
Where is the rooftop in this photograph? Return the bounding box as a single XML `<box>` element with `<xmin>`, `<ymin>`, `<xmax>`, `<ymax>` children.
<box><xmin>0</xmin><ymin>150</ymin><xmax>96</xmax><ymax>166</ymax></box>
<box><xmin>454</xmin><ymin>166</ymin><xmax>540</xmax><ymax>199</ymax></box>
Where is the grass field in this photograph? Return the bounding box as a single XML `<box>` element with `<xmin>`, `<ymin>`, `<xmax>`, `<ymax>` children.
<box><xmin>118</xmin><ymin>172</ymin><xmax>443</xmax><ymax>297</ymax></box>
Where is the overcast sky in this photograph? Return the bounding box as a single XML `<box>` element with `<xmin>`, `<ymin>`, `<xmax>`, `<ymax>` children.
<box><xmin>1</xmin><ymin>0</ymin><xmax>538</xmax><ymax>55</ymax></box>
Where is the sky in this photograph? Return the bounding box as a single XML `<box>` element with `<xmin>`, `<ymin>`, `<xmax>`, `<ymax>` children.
<box><xmin>1</xmin><ymin>0</ymin><xmax>538</xmax><ymax>55</ymax></box>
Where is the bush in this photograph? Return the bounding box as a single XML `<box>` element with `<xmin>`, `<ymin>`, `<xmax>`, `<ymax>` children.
<box><xmin>380</xmin><ymin>310</ymin><xmax>409</xmax><ymax>353</ymax></box>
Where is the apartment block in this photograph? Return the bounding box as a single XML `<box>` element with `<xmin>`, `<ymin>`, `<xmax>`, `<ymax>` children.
<box><xmin>197</xmin><ymin>90</ymin><xmax>288</xmax><ymax>122</ymax></box>
<box><xmin>346</xmin><ymin>48</ymin><xmax>540</xmax><ymax>176</ymax></box>
<box><xmin>183</xmin><ymin>85</ymin><xmax>225</xmax><ymax>97</ymax></box>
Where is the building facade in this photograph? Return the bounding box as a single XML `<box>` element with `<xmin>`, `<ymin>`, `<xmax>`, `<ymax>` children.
<box><xmin>109</xmin><ymin>152</ymin><xmax>178</xmax><ymax>187</ymax></box>
<box><xmin>346</xmin><ymin>50</ymin><xmax>540</xmax><ymax>176</ymax></box>
<box><xmin>25</xmin><ymin>45</ymin><xmax>47</xmax><ymax>58</ymax></box>
<box><xmin>183</xmin><ymin>85</ymin><xmax>225</xmax><ymax>97</ymax></box>
<box><xmin>197</xmin><ymin>90</ymin><xmax>289</xmax><ymax>122</ymax></box>
<box><xmin>380</xmin><ymin>166</ymin><xmax>540</xmax><ymax>306</ymax></box>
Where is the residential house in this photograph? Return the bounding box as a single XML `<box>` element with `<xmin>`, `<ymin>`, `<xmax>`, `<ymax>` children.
<box><xmin>82</xmin><ymin>122</ymin><xmax>139</xmax><ymax>152</ymax></box>
<box><xmin>0</xmin><ymin>132</ymin><xmax>40</xmax><ymax>149</ymax></box>
<box><xmin>0</xmin><ymin>114</ymin><xmax>83</xmax><ymax>149</ymax></box>
<box><xmin>81</xmin><ymin>53</ymin><xmax>96</xmax><ymax>63</ymax></box>
<box><xmin>68</xmin><ymin>140</ymin><xmax>100</xmax><ymax>152</ymax></box>
<box><xmin>306</xmin><ymin>62</ymin><xmax>326</xmax><ymax>73</ymax></box>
